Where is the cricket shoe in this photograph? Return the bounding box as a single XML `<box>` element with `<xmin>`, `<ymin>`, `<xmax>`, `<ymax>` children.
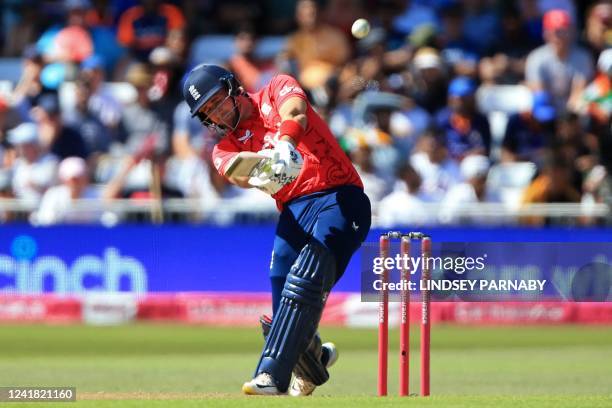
<box><xmin>242</xmin><ymin>373</ymin><xmax>285</xmax><ymax>396</ymax></box>
<box><xmin>289</xmin><ymin>342</ymin><xmax>339</xmax><ymax>397</ymax></box>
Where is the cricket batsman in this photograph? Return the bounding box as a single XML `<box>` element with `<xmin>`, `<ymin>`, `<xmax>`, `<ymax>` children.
<box><xmin>183</xmin><ymin>64</ymin><xmax>371</xmax><ymax>396</ymax></box>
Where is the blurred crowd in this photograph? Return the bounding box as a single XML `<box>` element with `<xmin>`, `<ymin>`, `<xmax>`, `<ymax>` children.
<box><xmin>0</xmin><ymin>0</ymin><xmax>611</xmax><ymax>226</ymax></box>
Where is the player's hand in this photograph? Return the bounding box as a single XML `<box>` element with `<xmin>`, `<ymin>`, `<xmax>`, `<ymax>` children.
<box><xmin>247</xmin><ymin>149</ymin><xmax>284</xmax><ymax>195</ymax></box>
<box><xmin>270</xmin><ymin>140</ymin><xmax>303</xmax><ymax>183</ymax></box>
<box><xmin>247</xmin><ymin>145</ymin><xmax>301</xmax><ymax>195</ymax></box>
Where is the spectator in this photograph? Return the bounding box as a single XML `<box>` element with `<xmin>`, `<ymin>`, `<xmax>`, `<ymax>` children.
<box><xmin>117</xmin><ymin>0</ymin><xmax>186</xmax><ymax>61</ymax></box>
<box><xmin>50</xmin><ymin>0</ymin><xmax>95</xmax><ymax>63</ymax></box>
<box><xmin>584</xmin><ymin>2</ymin><xmax>612</xmax><ymax>60</ymax></box>
<box><xmin>374</xmin><ymin>0</ymin><xmax>414</xmax><ymax>51</ymax></box>
<box><xmin>35</xmin><ymin>0</ymin><xmax>122</xmax><ymax>73</ymax></box>
<box><xmin>335</xmin><ymin>31</ymin><xmax>388</xmax><ymax>103</ymax></box>
<box><xmin>0</xmin><ymin>97</ymin><xmax>9</xmax><ymax>147</ymax></box>
<box><xmin>390</xmin><ymin>98</ymin><xmax>431</xmax><ymax>156</ymax></box>
<box><xmin>103</xmin><ymin>135</ymin><xmax>181</xmax><ymax>204</ymax></box>
<box><xmin>479</xmin><ymin>4</ymin><xmax>538</xmax><ymax>85</ymax></box>
<box><xmin>119</xmin><ymin>63</ymin><xmax>169</xmax><ymax>157</ymax></box>
<box><xmin>171</xmin><ymin>101</ymin><xmax>212</xmax><ymax>160</ymax></box>
<box><xmin>554</xmin><ymin>112</ymin><xmax>597</xmax><ymax>186</ymax></box>
<box><xmin>0</xmin><ymin>98</ymin><xmax>14</xmax><ymax>194</ymax></box>
<box><xmin>148</xmin><ymin>46</ymin><xmax>184</xmax><ymax>127</ymax></box>
<box><xmin>168</xmin><ymin>102</ymin><xmax>217</xmax><ymax>201</ymax></box>
<box><xmin>322</xmin><ymin>0</ymin><xmax>366</xmax><ymax>34</ymax></box>
<box><xmin>85</xmin><ymin>0</ymin><xmax>115</xmax><ymax>28</ymax></box>
<box><xmin>377</xmin><ymin>163</ymin><xmax>432</xmax><ymax>227</ymax></box>
<box><xmin>536</xmin><ymin>0</ymin><xmax>577</xmax><ymax>25</ymax></box>
<box><xmin>163</xmin><ymin>153</ymin><xmax>219</xmax><ymax>202</ymax></box>
<box><xmin>283</xmin><ymin>0</ymin><xmax>351</xmax><ymax>90</ymax></box>
<box><xmin>35</xmin><ymin>156</ymin><xmax>103</xmax><ymax>224</ymax></box>
<box><xmin>0</xmin><ymin>173</ymin><xmax>13</xmax><ymax>221</ymax></box>
<box><xmin>410</xmin><ymin>131</ymin><xmax>461</xmax><ymax>201</ymax></box>
<box><xmin>209</xmin><ymin>0</ymin><xmax>262</xmax><ymax>35</ymax></box>
<box><xmin>261</xmin><ymin>0</ymin><xmax>297</xmax><ymax>34</ymax></box>
<box><xmin>11</xmin><ymin>45</ymin><xmax>45</xmax><ymax>122</ymax></box>
<box><xmin>582</xmin><ymin>48</ymin><xmax>612</xmax><ymax>127</ymax></box>
<box><xmin>521</xmin><ymin>154</ymin><xmax>581</xmax><ymax>225</ymax></box>
<box><xmin>7</xmin><ymin>123</ymin><xmax>58</xmax><ymax>201</ymax></box>
<box><xmin>2</xmin><ymin>2</ymin><xmax>40</xmax><ymax>57</ymax></box>
<box><xmin>350</xmin><ymin>145</ymin><xmax>388</xmax><ymax>205</ymax></box>
<box><xmin>165</xmin><ymin>27</ymin><xmax>189</xmax><ymax>68</ymax></box>
<box><xmin>581</xmin><ymin>163</ymin><xmax>608</xmax><ymax>225</ymax></box>
<box><xmin>518</xmin><ymin>0</ymin><xmax>545</xmax><ymax>43</ymax></box>
<box><xmin>437</xmin><ymin>2</ymin><xmax>479</xmax><ymax>77</ymax></box>
<box><xmin>525</xmin><ymin>9</ymin><xmax>594</xmax><ymax>113</ymax></box>
<box><xmin>462</xmin><ymin>0</ymin><xmax>500</xmax><ymax>55</ymax></box>
<box><xmin>392</xmin><ymin>0</ymin><xmax>438</xmax><ymax>36</ymax></box>
<box><xmin>435</xmin><ymin>76</ymin><xmax>490</xmax><ymax>160</ymax></box>
<box><xmin>80</xmin><ymin>55</ymin><xmax>122</xmax><ymax>129</ymax></box>
<box><xmin>63</xmin><ymin>76</ymin><xmax>113</xmax><ymax>158</ymax></box>
<box><xmin>149</xmin><ymin>46</ymin><xmax>182</xmax><ymax>101</ymax></box>
<box><xmin>351</xmin><ymin>91</ymin><xmax>430</xmax><ymax>156</ymax></box>
<box><xmin>407</xmin><ymin>23</ymin><xmax>437</xmax><ymax>50</ymax></box>
<box><xmin>501</xmin><ymin>91</ymin><xmax>556</xmax><ymax>164</ymax></box>
<box><xmin>409</xmin><ymin>47</ymin><xmax>449</xmax><ymax>114</ymax></box>
<box><xmin>439</xmin><ymin>154</ymin><xmax>494</xmax><ymax>224</ymax></box>
<box><xmin>31</xmin><ymin>94</ymin><xmax>88</xmax><ymax>160</ymax></box>
<box><xmin>110</xmin><ymin>63</ymin><xmax>169</xmax><ymax>196</ymax></box>
<box><xmin>346</xmin><ymin>104</ymin><xmax>401</xmax><ymax>181</ymax></box>
<box><xmin>228</xmin><ymin>24</ymin><xmax>277</xmax><ymax>93</ymax></box>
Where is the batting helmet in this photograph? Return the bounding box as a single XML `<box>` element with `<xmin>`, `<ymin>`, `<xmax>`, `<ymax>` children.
<box><xmin>182</xmin><ymin>64</ymin><xmax>242</xmax><ymax>119</ymax></box>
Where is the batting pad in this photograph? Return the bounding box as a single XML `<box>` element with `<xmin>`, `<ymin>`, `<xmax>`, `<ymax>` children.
<box><xmin>255</xmin><ymin>241</ymin><xmax>336</xmax><ymax>391</ymax></box>
<box><xmin>260</xmin><ymin>316</ymin><xmax>329</xmax><ymax>386</ymax></box>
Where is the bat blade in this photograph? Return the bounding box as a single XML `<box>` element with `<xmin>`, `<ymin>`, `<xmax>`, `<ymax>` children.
<box><xmin>224</xmin><ymin>152</ymin><xmax>270</xmax><ymax>178</ymax></box>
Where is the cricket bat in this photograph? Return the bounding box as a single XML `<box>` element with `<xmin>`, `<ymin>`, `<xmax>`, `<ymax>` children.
<box><xmin>224</xmin><ymin>152</ymin><xmax>271</xmax><ymax>178</ymax></box>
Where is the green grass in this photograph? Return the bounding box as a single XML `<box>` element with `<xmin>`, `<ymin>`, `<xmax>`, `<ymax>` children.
<box><xmin>0</xmin><ymin>324</ymin><xmax>611</xmax><ymax>407</ymax></box>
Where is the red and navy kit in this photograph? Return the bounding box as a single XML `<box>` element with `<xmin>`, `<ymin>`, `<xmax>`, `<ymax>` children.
<box><xmin>210</xmin><ymin>74</ymin><xmax>371</xmax><ymax>320</ymax></box>
<box><xmin>207</xmin><ymin>72</ymin><xmax>372</xmax><ymax>391</ymax></box>
<box><xmin>211</xmin><ymin>74</ymin><xmax>363</xmax><ymax>209</ymax></box>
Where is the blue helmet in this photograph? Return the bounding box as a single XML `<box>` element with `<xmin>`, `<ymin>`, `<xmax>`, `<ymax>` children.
<box><xmin>182</xmin><ymin>64</ymin><xmax>242</xmax><ymax>121</ymax></box>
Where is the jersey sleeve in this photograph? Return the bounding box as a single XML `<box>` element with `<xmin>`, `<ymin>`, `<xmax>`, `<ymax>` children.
<box><xmin>211</xmin><ymin>138</ymin><xmax>240</xmax><ymax>176</ymax></box>
<box><xmin>268</xmin><ymin>74</ymin><xmax>308</xmax><ymax>111</ymax></box>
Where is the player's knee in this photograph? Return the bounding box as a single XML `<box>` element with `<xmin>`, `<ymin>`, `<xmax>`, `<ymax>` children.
<box><xmin>270</xmin><ymin>240</ymin><xmax>299</xmax><ymax>275</ymax></box>
<box><xmin>281</xmin><ymin>241</ymin><xmax>336</xmax><ymax>306</ymax></box>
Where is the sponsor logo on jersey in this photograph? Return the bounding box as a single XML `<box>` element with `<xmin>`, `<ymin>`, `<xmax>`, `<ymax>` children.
<box><xmin>279</xmin><ymin>85</ymin><xmax>299</xmax><ymax>97</ymax></box>
<box><xmin>261</xmin><ymin>103</ymin><xmax>272</xmax><ymax>116</ymax></box>
<box><xmin>189</xmin><ymin>85</ymin><xmax>201</xmax><ymax>101</ymax></box>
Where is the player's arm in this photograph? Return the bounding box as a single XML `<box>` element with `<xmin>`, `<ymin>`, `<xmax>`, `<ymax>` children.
<box><xmin>278</xmin><ymin>96</ymin><xmax>308</xmax><ymax>146</ymax></box>
<box><xmin>253</xmin><ymin>74</ymin><xmax>307</xmax><ymax>192</ymax></box>
<box><xmin>271</xmin><ymin>74</ymin><xmax>310</xmax><ymax>146</ymax></box>
<box><xmin>212</xmin><ymin>141</ymin><xmax>252</xmax><ymax>188</ymax></box>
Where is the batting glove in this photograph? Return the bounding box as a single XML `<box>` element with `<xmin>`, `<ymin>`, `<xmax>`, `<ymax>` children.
<box><xmin>270</xmin><ymin>140</ymin><xmax>303</xmax><ymax>183</ymax></box>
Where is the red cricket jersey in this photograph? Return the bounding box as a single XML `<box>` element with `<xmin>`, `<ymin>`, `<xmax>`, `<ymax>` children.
<box><xmin>212</xmin><ymin>74</ymin><xmax>363</xmax><ymax>209</ymax></box>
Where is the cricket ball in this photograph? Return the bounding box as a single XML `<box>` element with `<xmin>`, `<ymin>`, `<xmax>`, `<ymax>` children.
<box><xmin>351</xmin><ymin>18</ymin><xmax>371</xmax><ymax>39</ymax></box>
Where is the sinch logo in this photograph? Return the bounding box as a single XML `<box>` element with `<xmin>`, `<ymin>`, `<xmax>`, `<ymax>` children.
<box><xmin>0</xmin><ymin>235</ymin><xmax>148</xmax><ymax>294</ymax></box>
